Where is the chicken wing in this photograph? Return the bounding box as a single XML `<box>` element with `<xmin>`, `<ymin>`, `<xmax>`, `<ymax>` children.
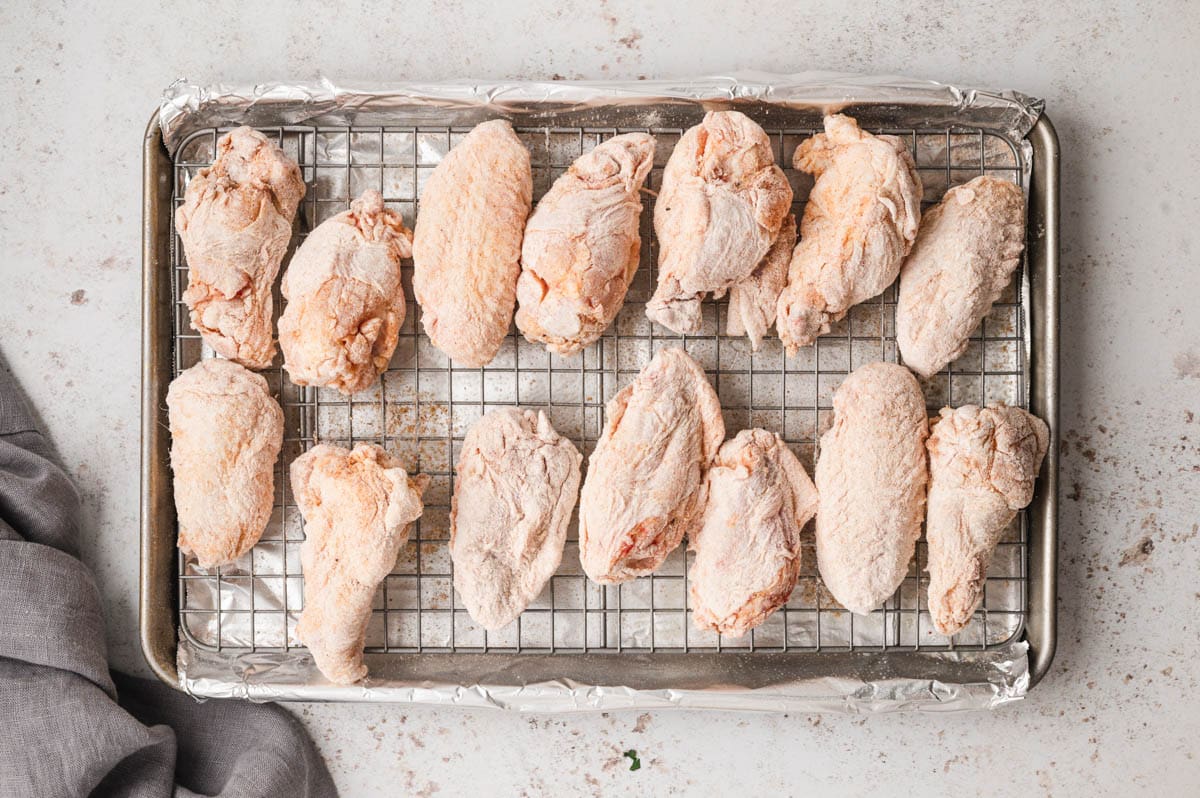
<box><xmin>926</xmin><ymin>404</ymin><xmax>1048</xmax><ymax>636</ymax></box>
<box><xmin>166</xmin><ymin>358</ymin><xmax>283</xmax><ymax>569</ymax></box>
<box><xmin>278</xmin><ymin>190</ymin><xmax>412</xmax><ymax>395</ymax></box>
<box><xmin>726</xmin><ymin>214</ymin><xmax>796</xmax><ymax>351</ymax></box>
<box><xmin>175</xmin><ymin>127</ymin><xmax>305</xmax><ymax>369</ymax></box>
<box><xmin>450</xmin><ymin>409</ymin><xmax>582</xmax><ymax>630</ymax></box>
<box><xmin>897</xmin><ymin>176</ymin><xmax>1026</xmax><ymax>377</ymax></box>
<box><xmin>579</xmin><ymin>348</ymin><xmax>724</xmax><ymax>583</ymax></box>
<box><xmin>777</xmin><ymin>115</ymin><xmax>921</xmax><ymax>353</ymax></box>
<box><xmin>515</xmin><ymin>133</ymin><xmax>655</xmax><ymax>356</ymax></box>
<box><xmin>292</xmin><ymin>443</ymin><xmax>427</xmax><ymax>684</ymax></box>
<box><xmin>412</xmin><ymin>120</ymin><xmax>532</xmax><ymax>367</ymax></box>
<box><xmin>815</xmin><ymin>362</ymin><xmax>929</xmax><ymax>614</ymax></box>
<box><xmin>646</xmin><ymin>111</ymin><xmax>792</xmax><ymax>334</ymax></box>
<box><xmin>688</xmin><ymin>429</ymin><xmax>818</xmax><ymax>636</ymax></box>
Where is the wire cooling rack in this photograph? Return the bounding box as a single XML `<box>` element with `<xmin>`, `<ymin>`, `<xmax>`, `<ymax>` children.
<box><xmin>172</xmin><ymin>122</ymin><xmax>1028</xmax><ymax>658</ymax></box>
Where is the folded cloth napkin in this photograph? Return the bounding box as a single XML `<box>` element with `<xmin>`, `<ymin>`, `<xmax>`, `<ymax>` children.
<box><xmin>0</xmin><ymin>361</ymin><xmax>336</xmax><ymax>798</ymax></box>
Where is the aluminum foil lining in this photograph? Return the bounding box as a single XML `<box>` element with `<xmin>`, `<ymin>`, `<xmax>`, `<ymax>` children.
<box><xmin>159</xmin><ymin>72</ymin><xmax>1044</xmax><ymax>153</ymax></box>
<box><xmin>180</xmin><ymin>642</ymin><xmax>1030</xmax><ymax>712</ymax></box>
<box><xmin>163</xmin><ymin>74</ymin><xmax>1044</xmax><ymax>712</ymax></box>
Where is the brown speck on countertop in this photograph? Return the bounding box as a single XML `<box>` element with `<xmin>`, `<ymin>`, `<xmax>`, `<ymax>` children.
<box><xmin>70</xmin><ymin>289</ymin><xmax>87</xmax><ymax>305</ymax></box>
<box><xmin>632</xmin><ymin>713</ymin><xmax>651</xmax><ymax>733</ymax></box>
<box><xmin>1118</xmin><ymin>536</ymin><xmax>1155</xmax><ymax>567</ymax></box>
<box><xmin>617</xmin><ymin>30</ymin><xmax>643</xmax><ymax>50</ymax></box>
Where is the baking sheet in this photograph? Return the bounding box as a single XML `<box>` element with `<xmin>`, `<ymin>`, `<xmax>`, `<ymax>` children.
<box><xmin>151</xmin><ymin>74</ymin><xmax>1049</xmax><ymax>711</ymax></box>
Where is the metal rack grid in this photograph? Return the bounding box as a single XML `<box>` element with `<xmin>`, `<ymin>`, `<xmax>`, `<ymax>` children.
<box><xmin>171</xmin><ymin>121</ymin><xmax>1028</xmax><ymax>658</ymax></box>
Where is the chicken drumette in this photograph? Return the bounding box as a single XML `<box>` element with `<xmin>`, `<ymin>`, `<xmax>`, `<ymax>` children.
<box><xmin>777</xmin><ymin>115</ymin><xmax>921</xmax><ymax>353</ymax></box>
<box><xmin>647</xmin><ymin>111</ymin><xmax>792</xmax><ymax>335</ymax></box>
<box><xmin>688</xmin><ymin>429</ymin><xmax>818</xmax><ymax>636</ymax></box>
<box><xmin>292</xmin><ymin>443</ymin><xmax>427</xmax><ymax>684</ymax></box>
<box><xmin>175</xmin><ymin>127</ymin><xmax>305</xmax><ymax>369</ymax></box>
<box><xmin>516</xmin><ymin>133</ymin><xmax>656</xmax><ymax>356</ymax></box>
<box><xmin>279</xmin><ymin>189</ymin><xmax>412</xmax><ymax>394</ymax></box>
<box><xmin>925</xmin><ymin>404</ymin><xmax>1048</xmax><ymax>636</ymax></box>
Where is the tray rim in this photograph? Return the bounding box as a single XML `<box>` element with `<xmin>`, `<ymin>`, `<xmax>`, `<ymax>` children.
<box><xmin>139</xmin><ymin>100</ymin><xmax>1059</xmax><ymax>701</ymax></box>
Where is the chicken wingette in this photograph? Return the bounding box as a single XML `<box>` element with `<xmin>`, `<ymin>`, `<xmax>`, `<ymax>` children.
<box><xmin>412</xmin><ymin>120</ymin><xmax>531</xmax><ymax>367</ymax></box>
<box><xmin>167</xmin><ymin>359</ymin><xmax>283</xmax><ymax>569</ymax></box>
<box><xmin>814</xmin><ymin>362</ymin><xmax>929</xmax><ymax>614</ymax></box>
<box><xmin>578</xmin><ymin>348</ymin><xmax>724</xmax><ymax>584</ymax></box>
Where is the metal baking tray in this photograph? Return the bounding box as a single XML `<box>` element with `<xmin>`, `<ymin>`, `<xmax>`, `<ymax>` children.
<box><xmin>141</xmin><ymin>76</ymin><xmax>1058</xmax><ymax>710</ymax></box>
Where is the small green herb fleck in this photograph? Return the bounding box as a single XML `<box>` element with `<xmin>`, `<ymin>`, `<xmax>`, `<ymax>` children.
<box><xmin>623</xmin><ymin>750</ymin><xmax>641</xmax><ymax>771</ymax></box>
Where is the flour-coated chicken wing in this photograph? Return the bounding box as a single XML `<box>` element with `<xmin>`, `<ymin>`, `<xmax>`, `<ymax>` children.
<box><xmin>279</xmin><ymin>189</ymin><xmax>412</xmax><ymax>395</ymax></box>
<box><xmin>167</xmin><ymin>358</ymin><xmax>283</xmax><ymax>568</ymax></box>
<box><xmin>814</xmin><ymin>362</ymin><xmax>929</xmax><ymax>614</ymax></box>
<box><xmin>777</xmin><ymin>115</ymin><xmax>921</xmax><ymax>353</ymax></box>
<box><xmin>726</xmin><ymin>214</ymin><xmax>796</xmax><ymax>351</ymax></box>
<box><xmin>647</xmin><ymin>112</ymin><xmax>792</xmax><ymax>334</ymax></box>
<box><xmin>688</xmin><ymin>429</ymin><xmax>818</xmax><ymax>636</ymax></box>
<box><xmin>897</xmin><ymin>176</ymin><xmax>1026</xmax><ymax>378</ymax></box>
<box><xmin>412</xmin><ymin>120</ymin><xmax>532</xmax><ymax>367</ymax></box>
<box><xmin>925</xmin><ymin>404</ymin><xmax>1048</xmax><ymax>636</ymax></box>
<box><xmin>579</xmin><ymin>348</ymin><xmax>724</xmax><ymax>583</ymax></box>
<box><xmin>175</xmin><ymin>127</ymin><xmax>305</xmax><ymax>369</ymax></box>
<box><xmin>450</xmin><ymin>409</ymin><xmax>582</xmax><ymax>630</ymax></box>
<box><xmin>292</xmin><ymin>443</ymin><xmax>427</xmax><ymax>684</ymax></box>
<box><xmin>516</xmin><ymin>133</ymin><xmax>655</xmax><ymax>356</ymax></box>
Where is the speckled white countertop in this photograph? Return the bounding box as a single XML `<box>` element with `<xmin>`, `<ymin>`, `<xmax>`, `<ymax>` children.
<box><xmin>2</xmin><ymin>1</ymin><xmax>1198</xmax><ymax>794</ymax></box>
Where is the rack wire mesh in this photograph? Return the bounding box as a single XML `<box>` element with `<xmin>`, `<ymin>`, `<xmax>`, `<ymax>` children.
<box><xmin>172</xmin><ymin>121</ymin><xmax>1028</xmax><ymax>659</ymax></box>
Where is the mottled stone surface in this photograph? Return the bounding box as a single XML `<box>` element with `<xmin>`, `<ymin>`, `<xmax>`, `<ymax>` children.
<box><xmin>1</xmin><ymin>1</ymin><xmax>1197</xmax><ymax>794</ymax></box>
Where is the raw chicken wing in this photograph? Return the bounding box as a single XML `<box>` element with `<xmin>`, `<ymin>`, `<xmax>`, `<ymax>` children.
<box><xmin>689</xmin><ymin>429</ymin><xmax>818</xmax><ymax>636</ymax></box>
<box><xmin>413</xmin><ymin>120</ymin><xmax>532</xmax><ymax>367</ymax></box>
<box><xmin>279</xmin><ymin>189</ymin><xmax>412</xmax><ymax>394</ymax></box>
<box><xmin>450</xmin><ymin>409</ymin><xmax>582</xmax><ymax>630</ymax></box>
<box><xmin>815</xmin><ymin>362</ymin><xmax>928</xmax><ymax>614</ymax></box>
<box><xmin>175</xmin><ymin>127</ymin><xmax>305</xmax><ymax>368</ymax></box>
<box><xmin>516</xmin><ymin>133</ymin><xmax>656</xmax><ymax>355</ymax></box>
<box><xmin>897</xmin><ymin>176</ymin><xmax>1026</xmax><ymax>377</ymax></box>
<box><xmin>579</xmin><ymin>348</ymin><xmax>724</xmax><ymax>583</ymax></box>
<box><xmin>926</xmin><ymin>404</ymin><xmax>1048</xmax><ymax>636</ymax></box>
<box><xmin>167</xmin><ymin>358</ymin><xmax>283</xmax><ymax>568</ymax></box>
<box><xmin>647</xmin><ymin>111</ymin><xmax>792</xmax><ymax>334</ymax></box>
<box><xmin>726</xmin><ymin>214</ymin><xmax>796</xmax><ymax>350</ymax></box>
<box><xmin>292</xmin><ymin>443</ymin><xmax>427</xmax><ymax>684</ymax></box>
<box><xmin>777</xmin><ymin>115</ymin><xmax>921</xmax><ymax>353</ymax></box>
